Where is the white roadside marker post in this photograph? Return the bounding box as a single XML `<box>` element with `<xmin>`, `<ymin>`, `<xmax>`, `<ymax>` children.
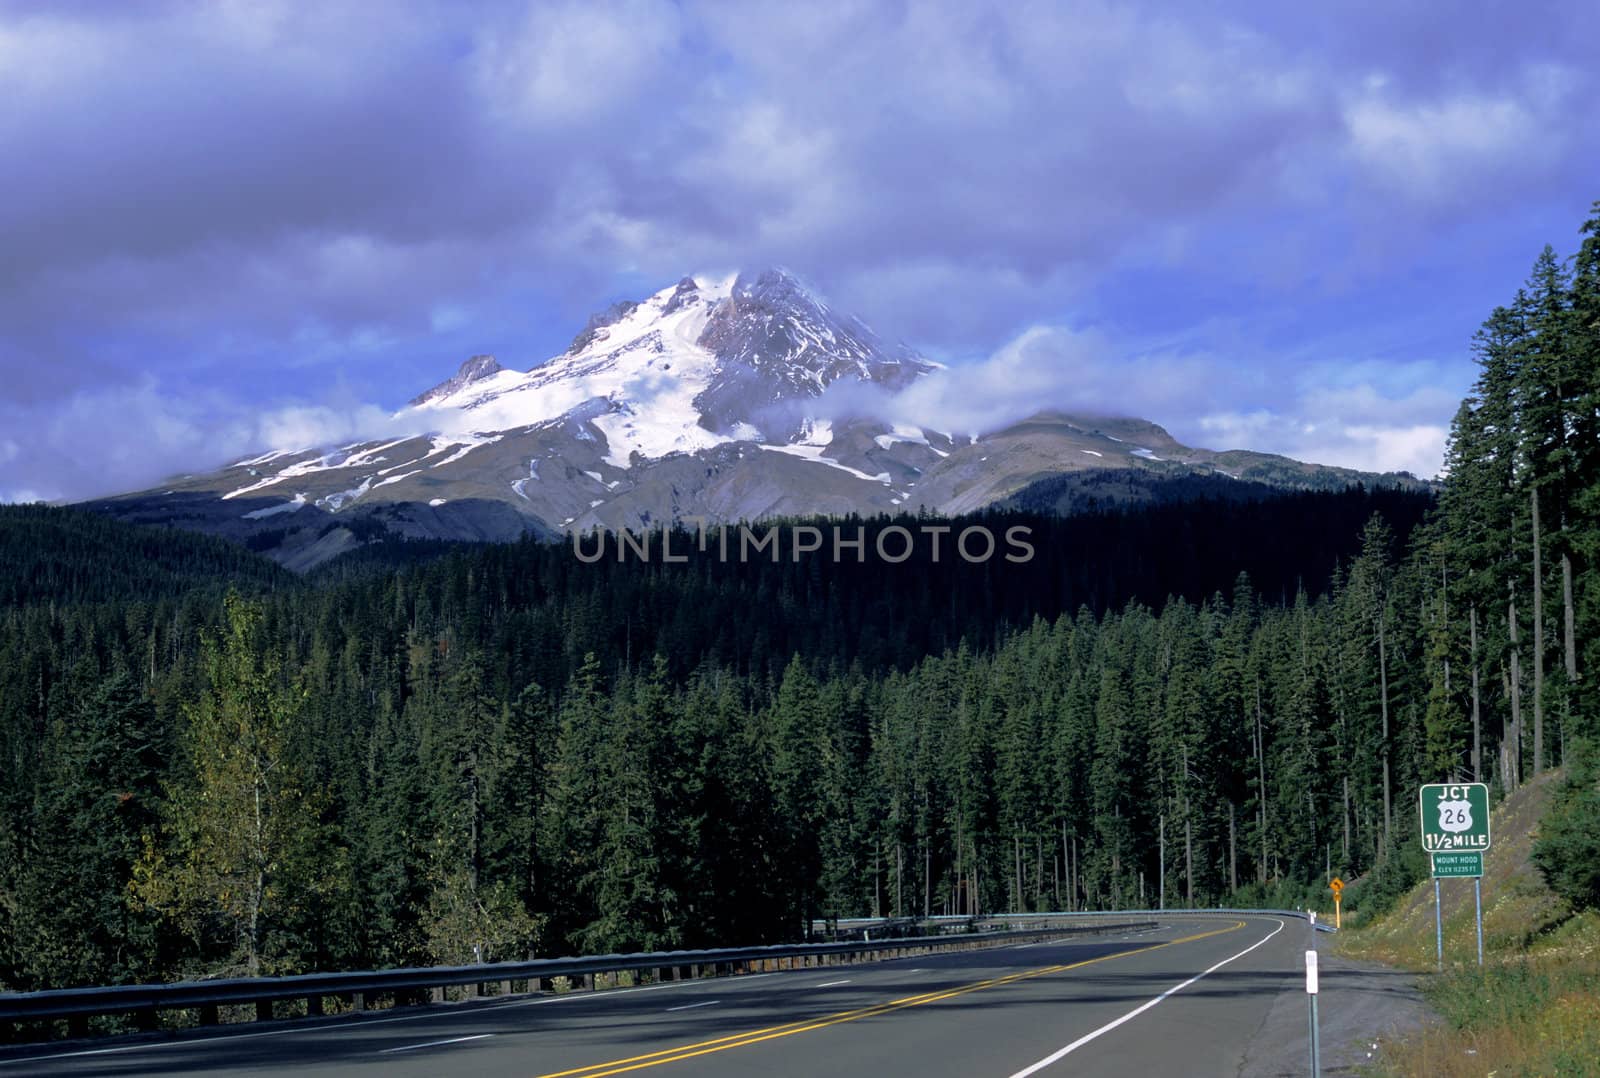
<box><xmin>1434</xmin><ymin>878</ymin><xmax>1443</xmax><ymax>971</ymax></box>
<box><xmin>1305</xmin><ymin>949</ymin><xmax>1321</xmax><ymax>1078</ymax></box>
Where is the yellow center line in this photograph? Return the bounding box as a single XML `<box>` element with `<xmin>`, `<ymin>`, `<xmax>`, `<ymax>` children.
<box><xmin>532</xmin><ymin>920</ymin><xmax>1245</xmax><ymax>1078</ymax></box>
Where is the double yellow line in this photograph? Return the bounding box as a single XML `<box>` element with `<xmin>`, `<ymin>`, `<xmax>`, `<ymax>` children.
<box><xmin>534</xmin><ymin>921</ymin><xmax>1245</xmax><ymax>1078</ymax></box>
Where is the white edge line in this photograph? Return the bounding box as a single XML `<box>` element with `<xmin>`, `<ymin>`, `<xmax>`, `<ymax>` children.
<box><xmin>816</xmin><ymin>980</ymin><xmax>851</xmax><ymax>987</ymax></box>
<box><xmin>665</xmin><ymin>1000</ymin><xmax>721</xmax><ymax>1012</ymax></box>
<box><xmin>0</xmin><ymin>974</ymin><xmax>781</xmax><ymax>1068</ymax></box>
<box><xmin>1004</xmin><ymin>918</ymin><xmax>1286</xmax><ymax>1078</ymax></box>
<box><xmin>380</xmin><ymin>1033</ymin><xmax>494</xmax><ymax>1054</ymax></box>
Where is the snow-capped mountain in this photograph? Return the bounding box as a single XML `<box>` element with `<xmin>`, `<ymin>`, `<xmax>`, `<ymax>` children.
<box><xmin>85</xmin><ymin>268</ymin><xmax>1425</xmax><ymax>569</ymax></box>
<box><xmin>405</xmin><ymin>269</ymin><xmax>935</xmax><ymax>460</ymax></box>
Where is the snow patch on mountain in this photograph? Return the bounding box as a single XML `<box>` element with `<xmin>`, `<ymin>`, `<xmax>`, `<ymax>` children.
<box><xmin>759</xmin><ymin>421</ymin><xmax>892</xmax><ymax>484</ymax></box>
<box><xmin>242</xmin><ymin>492</ymin><xmax>307</xmax><ymax>519</ymax></box>
<box><xmin>760</xmin><ymin>442</ymin><xmax>893</xmax><ymax>485</ymax></box>
<box><xmin>411</xmin><ymin>275</ymin><xmax>741</xmax><ymax>468</ymax></box>
<box><xmin>374</xmin><ymin>470</ymin><xmax>420</xmax><ymax>489</ymax></box>
<box><xmin>318</xmin><ymin>477</ymin><xmax>372</xmax><ymax>511</ymax></box>
<box><xmin>426</xmin><ymin>433</ymin><xmax>502</xmax><ymax>467</ymax></box>
<box><xmin>873</xmin><ymin>423</ymin><xmax>932</xmax><ymax>451</ymax></box>
<box><xmin>233</xmin><ymin>448</ymin><xmax>300</xmax><ymax>468</ymax></box>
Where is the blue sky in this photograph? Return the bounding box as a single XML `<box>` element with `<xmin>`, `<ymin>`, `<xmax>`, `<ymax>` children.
<box><xmin>2</xmin><ymin>0</ymin><xmax>1597</xmax><ymax>502</ymax></box>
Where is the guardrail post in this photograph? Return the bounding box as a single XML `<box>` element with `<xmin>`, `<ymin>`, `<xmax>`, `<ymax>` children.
<box><xmin>306</xmin><ymin>995</ymin><xmax>323</xmax><ymax>1018</ymax></box>
<box><xmin>255</xmin><ymin>1000</ymin><xmax>272</xmax><ymax>1023</ymax></box>
<box><xmin>351</xmin><ymin>991</ymin><xmax>366</xmax><ymax>1012</ymax></box>
<box><xmin>135</xmin><ymin>1009</ymin><xmax>158</xmax><ymax>1033</ymax></box>
<box><xmin>68</xmin><ymin>1013</ymin><xmax>89</xmax><ymax>1039</ymax></box>
<box><xmin>199</xmin><ymin>1003</ymin><xmax>220</xmax><ymax>1026</ymax></box>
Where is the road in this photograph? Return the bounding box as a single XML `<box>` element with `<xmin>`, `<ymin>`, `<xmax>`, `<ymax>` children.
<box><xmin>0</xmin><ymin>915</ymin><xmax>1317</xmax><ymax>1078</ymax></box>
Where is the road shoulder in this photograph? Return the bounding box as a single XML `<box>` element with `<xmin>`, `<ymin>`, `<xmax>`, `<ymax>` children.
<box><xmin>1238</xmin><ymin>936</ymin><xmax>1439</xmax><ymax>1076</ymax></box>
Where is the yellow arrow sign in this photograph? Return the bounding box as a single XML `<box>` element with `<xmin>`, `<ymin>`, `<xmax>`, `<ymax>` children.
<box><xmin>1329</xmin><ymin>877</ymin><xmax>1344</xmax><ymax>894</ymax></box>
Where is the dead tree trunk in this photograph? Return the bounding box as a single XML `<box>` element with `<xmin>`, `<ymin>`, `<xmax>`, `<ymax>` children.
<box><xmin>1562</xmin><ymin>552</ymin><xmax>1577</xmax><ymax>683</ymax></box>
<box><xmin>1378</xmin><ymin>611</ymin><xmax>1392</xmax><ymax>847</ymax></box>
<box><xmin>1470</xmin><ymin>605</ymin><xmax>1482</xmax><ymax>782</ymax></box>
<box><xmin>1341</xmin><ymin>774</ymin><xmax>1350</xmax><ymax>863</ymax></box>
<box><xmin>1228</xmin><ymin>802</ymin><xmax>1237</xmax><ymax>893</ymax></box>
<box><xmin>1254</xmin><ymin>682</ymin><xmax>1268</xmax><ymax>883</ymax></box>
<box><xmin>1508</xmin><ymin>588</ymin><xmax>1524</xmax><ymax>791</ymax></box>
<box><xmin>1184</xmin><ymin>814</ymin><xmax>1194</xmax><ymax>907</ymax></box>
<box><xmin>1532</xmin><ymin>488</ymin><xmax>1545</xmax><ymax>776</ymax></box>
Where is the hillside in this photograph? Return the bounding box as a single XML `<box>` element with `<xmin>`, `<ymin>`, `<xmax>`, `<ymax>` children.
<box><xmin>1337</xmin><ymin>771</ymin><xmax>1600</xmax><ymax>1075</ymax></box>
<box><xmin>0</xmin><ymin>504</ymin><xmax>294</xmax><ymax>606</ymax></box>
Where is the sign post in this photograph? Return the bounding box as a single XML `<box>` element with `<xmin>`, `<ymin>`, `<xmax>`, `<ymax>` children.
<box><xmin>1329</xmin><ymin>877</ymin><xmax>1344</xmax><ymax>929</ymax></box>
<box><xmin>1305</xmin><ymin>949</ymin><xmax>1321</xmax><ymax>1078</ymax></box>
<box><xmin>1419</xmin><ymin>782</ymin><xmax>1491</xmax><ymax>971</ymax></box>
<box><xmin>1433</xmin><ymin>878</ymin><xmax>1443</xmax><ymax>971</ymax></box>
<box><xmin>1475</xmin><ymin>877</ymin><xmax>1484</xmax><ymax>966</ymax></box>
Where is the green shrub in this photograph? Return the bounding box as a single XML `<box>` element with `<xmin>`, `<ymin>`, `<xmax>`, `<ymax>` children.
<box><xmin>1532</xmin><ymin>746</ymin><xmax>1600</xmax><ymax>912</ymax></box>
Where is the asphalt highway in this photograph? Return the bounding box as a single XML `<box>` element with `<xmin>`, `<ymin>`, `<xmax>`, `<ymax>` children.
<box><xmin>1</xmin><ymin>915</ymin><xmax>1316</xmax><ymax>1078</ymax></box>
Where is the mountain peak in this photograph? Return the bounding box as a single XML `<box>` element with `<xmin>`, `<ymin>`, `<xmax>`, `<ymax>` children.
<box><xmin>568</xmin><ymin>298</ymin><xmax>642</xmax><ymax>355</ymax></box>
<box><xmin>409</xmin><ymin>354</ymin><xmax>504</xmax><ymax>407</ymax></box>
<box><xmin>727</xmin><ymin>266</ymin><xmax>820</xmax><ymax>311</ymax></box>
<box><xmin>661</xmin><ymin>276</ymin><xmax>702</xmax><ymax>316</ymax></box>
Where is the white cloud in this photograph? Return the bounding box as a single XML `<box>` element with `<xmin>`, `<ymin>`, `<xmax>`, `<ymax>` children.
<box><xmin>1341</xmin><ymin>71</ymin><xmax>1573</xmax><ymax>201</ymax></box>
<box><xmin>0</xmin><ymin>489</ymin><xmax>46</xmax><ymax>505</ymax></box>
<box><xmin>1200</xmin><ymin>411</ymin><xmax>1448</xmax><ymax>478</ymax></box>
<box><xmin>475</xmin><ymin>0</ymin><xmax>684</xmax><ymax>126</ymax></box>
<box><xmin>835</xmin><ymin>324</ymin><xmax>1461</xmax><ymax>477</ymax></box>
<box><xmin>0</xmin><ymin>381</ymin><xmax>438</xmax><ymax>504</ymax></box>
<box><xmin>824</xmin><ymin>323</ymin><xmax>1241</xmax><ymax>439</ymax></box>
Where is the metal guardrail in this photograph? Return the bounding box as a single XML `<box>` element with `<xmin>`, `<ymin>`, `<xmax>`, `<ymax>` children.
<box><xmin>975</xmin><ymin>908</ymin><xmax>1336</xmax><ymax>933</ymax></box>
<box><xmin>0</xmin><ymin>919</ymin><xmax>1157</xmax><ymax>1041</ymax></box>
<box><xmin>817</xmin><ymin>908</ymin><xmax>1335</xmax><ymax>935</ymax></box>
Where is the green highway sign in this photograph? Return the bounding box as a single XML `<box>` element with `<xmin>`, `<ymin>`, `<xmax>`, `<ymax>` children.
<box><xmin>1432</xmin><ymin>851</ymin><xmax>1484</xmax><ymax>878</ymax></box>
<box><xmin>1419</xmin><ymin>782</ymin><xmax>1490</xmax><ymax>854</ymax></box>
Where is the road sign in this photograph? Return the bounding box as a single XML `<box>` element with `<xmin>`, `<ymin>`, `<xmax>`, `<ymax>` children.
<box><xmin>1328</xmin><ymin>878</ymin><xmax>1344</xmax><ymax>895</ymax></box>
<box><xmin>1419</xmin><ymin>782</ymin><xmax>1490</xmax><ymax>854</ymax></box>
<box><xmin>1432</xmin><ymin>851</ymin><xmax>1484</xmax><ymax>878</ymax></box>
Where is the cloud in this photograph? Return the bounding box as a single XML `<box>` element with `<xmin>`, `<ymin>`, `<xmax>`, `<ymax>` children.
<box><xmin>1341</xmin><ymin>74</ymin><xmax>1574</xmax><ymax>203</ymax></box>
<box><xmin>0</xmin><ymin>381</ymin><xmax>437</xmax><ymax>504</ymax></box>
<box><xmin>803</xmin><ymin>319</ymin><xmax>1461</xmax><ymax>478</ymax></box>
<box><xmin>857</xmin><ymin>326</ymin><xmax>1231</xmax><ymax>436</ymax></box>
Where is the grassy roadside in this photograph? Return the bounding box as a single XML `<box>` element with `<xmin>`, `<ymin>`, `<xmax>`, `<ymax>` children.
<box><xmin>1335</xmin><ymin>770</ymin><xmax>1600</xmax><ymax>1076</ymax></box>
